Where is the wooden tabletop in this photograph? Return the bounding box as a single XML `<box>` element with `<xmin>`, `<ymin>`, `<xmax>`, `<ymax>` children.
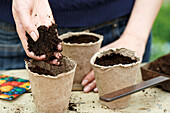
<box><xmin>0</xmin><ymin>69</ymin><xmax>170</xmax><ymax>113</ymax></box>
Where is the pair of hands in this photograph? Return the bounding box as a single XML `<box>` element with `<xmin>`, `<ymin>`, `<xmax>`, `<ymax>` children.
<box><xmin>12</xmin><ymin>0</ymin><xmax>145</xmax><ymax>93</ymax></box>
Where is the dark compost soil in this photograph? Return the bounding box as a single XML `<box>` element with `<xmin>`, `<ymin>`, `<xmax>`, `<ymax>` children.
<box><xmin>27</xmin><ymin>57</ymin><xmax>75</xmax><ymax>76</ymax></box>
<box><xmin>68</xmin><ymin>103</ymin><xmax>77</xmax><ymax>111</ymax></box>
<box><xmin>148</xmin><ymin>53</ymin><xmax>170</xmax><ymax>76</ymax></box>
<box><xmin>63</xmin><ymin>34</ymin><xmax>99</xmax><ymax>44</ymax></box>
<box><xmin>29</xmin><ymin>66</ymin><xmax>55</xmax><ymax>76</ymax></box>
<box><xmin>27</xmin><ymin>24</ymin><xmax>62</xmax><ymax>61</ymax></box>
<box><xmin>94</xmin><ymin>53</ymin><xmax>137</xmax><ymax>66</ymax></box>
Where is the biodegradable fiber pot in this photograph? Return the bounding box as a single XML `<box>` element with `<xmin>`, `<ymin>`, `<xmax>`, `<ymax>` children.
<box><xmin>25</xmin><ymin>57</ymin><xmax>76</xmax><ymax>113</ymax></box>
<box><xmin>90</xmin><ymin>48</ymin><xmax>141</xmax><ymax>109</ymax></box>
<box><xmin>60</xmin><ymin>31</ymin><xmax>103</xmax><ymax>85</ymax></box>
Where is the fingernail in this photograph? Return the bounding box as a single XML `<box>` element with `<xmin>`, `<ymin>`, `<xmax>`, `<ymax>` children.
<box><xmin>57</xmin><ymin>53</ymin><xmax>62</xmax><ymax>59</ymax></box>
<box><xmin>84</xmin><ymin>86</ymin><xmax>90</xmax><ymax>92</ymax></box>
<box><xmin>59</xmin><ymin>53</ymin><xmax>62</xmax><ymax>59</ymax></box>
<box><xmin>94</xmin><ymin>88</ymin><xmax>98</xmax><ymax>92</ymax></box>
<box><xmin>57</xmin><ymin>61</ymin><xmax>60</xmax><ymax>65</ymax></box>
<box><xmin>51</xmin><ymin>60</ymin><xmax>58</xmax><ymax>64</ymax></box>
<box><xmin>54</xmin><ymin>53</ymin><xmax>60</xmax><ymax>59</ymax></box>
<box><xmin>30</xmin><ymin>31</ymin><xmax>38</xmax><ymax>41</ymax></box>
<box><xmin>82</xmin><ymin>80</ymin><xmax>88</xmax><ymax>86</ymax></box>
<box><xmin>40</xmin><ymin>55</ymin><xmax>46</xmax><ymax>58</ymax></box>
<box><xmin>57</xmin><ymin>44</ymin><xmax>62</xmax><ymax>51</ymax></box>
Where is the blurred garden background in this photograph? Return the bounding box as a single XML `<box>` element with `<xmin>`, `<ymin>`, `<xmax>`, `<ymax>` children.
<box><xmin>150</xmin><ymin>0</ymin><xmax>170</xmax><ymax>61</ymax></box>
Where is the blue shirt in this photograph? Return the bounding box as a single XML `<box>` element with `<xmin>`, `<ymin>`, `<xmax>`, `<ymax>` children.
<box><xmin>0</xmin><ymin>0</ymin><xmax>135</xmax><ymax>27</ymax></box>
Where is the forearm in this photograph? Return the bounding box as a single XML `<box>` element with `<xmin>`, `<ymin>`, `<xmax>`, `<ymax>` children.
<box><xmin>123</xmin><ymin>0</ymin><xmax>163</xmax><ymax>44</ymax></box>
<box><xmin>101</xmin><ymin>0</ymin><xmax>163</xmax><ymax>58</ymax></box>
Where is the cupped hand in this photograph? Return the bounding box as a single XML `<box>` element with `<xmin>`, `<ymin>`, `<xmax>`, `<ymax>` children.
<box><xmin>12</xmin><ymin>0</ymin><xmax>62</xmax><ymax>63</ymax></box>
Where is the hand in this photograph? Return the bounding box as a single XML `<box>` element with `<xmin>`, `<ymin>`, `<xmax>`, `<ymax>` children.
<box><xmin>12</xmin><ymin>0</ymin><xmax>62</xmax><ymax>63</ymax></box>
<box><xmin>82</xmin><ymin>70</ymin><xmax>98</xmax><ymax>93</ymax></box>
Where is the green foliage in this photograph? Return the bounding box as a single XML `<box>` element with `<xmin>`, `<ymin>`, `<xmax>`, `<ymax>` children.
<box><xmin>150</xmin><ymin>4</ymin><xmax>170</xmax><ymax>61</ymax></box>
<box><xmin>153</xmin><ymin>4</ymin><xmax>170</xmax><ymax>42</ymax></box>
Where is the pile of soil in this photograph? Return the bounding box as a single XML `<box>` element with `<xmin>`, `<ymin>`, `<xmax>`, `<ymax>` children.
<box><xmin>27</xmin><ymin>24</ymin><xmax>62</xmax><ymax>61</ymax></box>
<box><xmin>29</xmin><ymin>65</ymin><xmax>55</xmax><ymax>76</ymax></box>
<box><xmin>63</xmin><ymin>34</ymin><xmax>99</xmax><ymax>44</ymax></box>
<box><xmin>148</xmin><ymin>54</ymin><xmax>170</xmax><ymax>75</ymax></box>
<box><xmin>94</xmin><ymin>53</ymin><xmax>137</xmax><ymax>66</ymax></box>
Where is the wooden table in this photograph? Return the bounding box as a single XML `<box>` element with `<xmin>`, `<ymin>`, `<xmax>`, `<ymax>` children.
<box><xmin>0</xmin><ymin>69</ymin><xmax>170</xmax><ymax>113</ymax></box>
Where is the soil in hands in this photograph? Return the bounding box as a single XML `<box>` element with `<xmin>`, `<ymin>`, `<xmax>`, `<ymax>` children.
<box><xmin>27</xmin><ymin>24</ymin><xmax>62</xmax><ymax>61</ymax></box>
<box><xmin>63</xmin><ymin>34</ymin><xmax>99</xmax><ymax>44</ymax></box>
<box><xmin>95</xmin><ymin>53</ymin><xmax>137</xmax><ymax>66</ymax></box>
<box><xmin>148</xmin><ymin>53</ymin><xmax>170</xmax><ymax>76</ymax></box>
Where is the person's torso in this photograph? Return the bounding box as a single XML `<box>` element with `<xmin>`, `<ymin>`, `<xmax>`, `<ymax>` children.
<box><xmin>0</xmin><ymin>0</ymin><xmax>135</xmax><ymax>27</ymax></box>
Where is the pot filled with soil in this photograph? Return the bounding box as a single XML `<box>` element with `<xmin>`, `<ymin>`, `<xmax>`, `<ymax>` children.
<box><xmin>90</xmin><ymin>48</ymin><xmax>141</xmax><ymax>109</ymax></box>
<box><xmin>25</xmin><ymin>24</ymin><xmax>76</xmax><ymax>113</ymax></box>
<box><xmin>25</xmin><ymin>57</ymin><xmax>76</xmax><ymax>113</ymax></box>
<box><xmin>60</xmin><ymin>31</ymin><xmax>103</xmax><ymax>89</ymax></box>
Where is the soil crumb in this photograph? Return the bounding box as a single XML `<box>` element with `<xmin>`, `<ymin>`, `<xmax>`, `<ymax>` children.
<box><xmin>63</xmin><ymin>34</ymin><xmax>99</xmax><ymax>44</ymax></box>
<box><xmin>27</xmin><ymin>24</ymin><xmax>62</xmax><ymax>61</ymax></box>
<box><xmin>68</xmin><ymin>103</ymin><xmax>77</xmax><ymax>111</ymax></box>
<box><xmin>95</xmin><ymin>53</ymin><xmax>137</xmax><ymax>66</ymax></box>
<box><xmin>148</xmin><ymin>53</ymin><xmax>170</xmax><ymax>75</ymax></box>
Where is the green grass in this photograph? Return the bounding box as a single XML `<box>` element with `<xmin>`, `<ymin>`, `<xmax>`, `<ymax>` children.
<box><xmin>150</xmin><ymin>3</ymin><xmax>170</xmax><ymax>61</ymax></box>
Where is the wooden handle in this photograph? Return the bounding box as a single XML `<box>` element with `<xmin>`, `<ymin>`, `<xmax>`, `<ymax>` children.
<box><xmin>100</xmin><ymin>76</ymin><xmax>170</xmax><ymax>102</ymax></box>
